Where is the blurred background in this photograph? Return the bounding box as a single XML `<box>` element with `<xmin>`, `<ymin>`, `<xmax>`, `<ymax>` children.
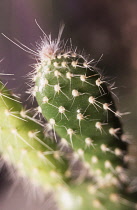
<box><xmin>0</xmin><ymin>0</ymin><xmax>137</xmax><ymax>209</ymax></box>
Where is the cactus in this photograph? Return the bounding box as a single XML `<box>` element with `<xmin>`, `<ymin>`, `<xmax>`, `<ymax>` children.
<box><xmin>0</xmin><ymin>80</ymin><xmax>108</xmax><ymax>210</ymax></box>
<box><xmin>34</xmin><ymin>37</ymin><xmax>127</xmax><ymax>180</ymax></box>
<box><xmin>31</xmin><ymin>31</ymin><xmax>137</xmax><ymax>209</ymax></box>
<box><xmin>0</xmin><ymin>80</ymin><xmax>69</xmax><ymax>189</ymax></box>
<box><xmin>1</xmin><ymin>28</ymin><xmax>137</xmax><ymax>209</ymax></box>
<box><xmin>1</xmin><ymin>80</ymin><xmax>137</xmax><ymax>210</ymax></box>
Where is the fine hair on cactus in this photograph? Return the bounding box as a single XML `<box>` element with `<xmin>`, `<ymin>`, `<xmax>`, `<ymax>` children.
<box><xmin>1</xmin><ymin>22</ymin><xmax>137</xmax><ymax>210</ymax></box>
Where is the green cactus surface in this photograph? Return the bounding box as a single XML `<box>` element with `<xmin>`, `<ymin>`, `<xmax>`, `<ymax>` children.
<box><xmin>0</xmin><ymin>81</ymin><xmax>69</xmax><ymax>189</ymax></box>
<box><xmin>32</xmin><ymin>36</ymin><xmax>137</xmax><ymax>209</ymax></box>
<box><xmin>35</xmin><ymin>50</ymin><xmax>128</xmax><ymax>181</ymax></box>
<box><xmin>1</xmin><ymin>31</ymin><xmax>137</xmax><ymax>210</ymax></box>
<box><xmin>57</xmin><ymin>183</ymin><xmax>137</xmax><ymax>210</ymax></box>
<box><xmin>1</xmin><ymin>81</ymin><xmax>137</xmax><ymax>210</ymax></box>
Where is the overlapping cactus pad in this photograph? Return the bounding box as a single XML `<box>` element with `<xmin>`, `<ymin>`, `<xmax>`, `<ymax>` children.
<box><xmin>0</xmin><ymin>81</ymin><xmax>68</xmax><ymax>188</ymax></box>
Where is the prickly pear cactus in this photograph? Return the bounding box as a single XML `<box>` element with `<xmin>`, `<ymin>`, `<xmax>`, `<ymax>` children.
<box><xmin>0</xmin><ymin>81</ymin><xmax>68</xmax><ymax>188</ymax></box>
<box><xmin>30</xmin><ymin>31</ymin><xmax>137</xmax><ymax>209</ymax></box>
<box><xmin>2</xmin><ymin>29</ymin><xmax>137</xmax><ymax>210</ymax></box>
<box><xmin>34</xmin><ymin>39</ymin><xmax>127</xmax><ymax>180</ymax></box>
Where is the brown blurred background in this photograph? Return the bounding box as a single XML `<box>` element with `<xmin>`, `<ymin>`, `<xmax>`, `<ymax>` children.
<box><xmin>0</xmin><ymin>0</ymin><xmax>137</xmax><ymax>209</ymax></box>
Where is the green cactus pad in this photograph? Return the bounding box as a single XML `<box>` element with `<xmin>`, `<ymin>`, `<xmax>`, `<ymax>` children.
<box><xmin>33</xmin><ymin>45</ymin><xmax>137</xmax><ymax>209</ymax></box>
<box><xmin>35</xmin><ymin>50</ymin><xmax>128</xmax><ymax>181</ymax></box>
<box><xmin>0</xmin><ymin>81</ymin><xmax>68</xmax><ymax>188</ymax></box>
